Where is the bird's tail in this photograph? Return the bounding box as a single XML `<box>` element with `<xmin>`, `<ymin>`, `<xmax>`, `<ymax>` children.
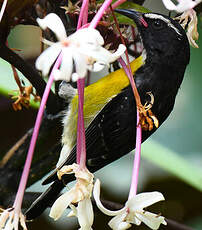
<box><xmin>25</xmin><ymin>180</ymin><xmax>64</xmax><ymax>220</ymax></box>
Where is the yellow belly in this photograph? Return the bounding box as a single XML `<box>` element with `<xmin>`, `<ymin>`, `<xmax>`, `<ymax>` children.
<box><xmin>62</xmin><ymin>56</ymin><xmax>144</xmax><ymax>148</ymax></box>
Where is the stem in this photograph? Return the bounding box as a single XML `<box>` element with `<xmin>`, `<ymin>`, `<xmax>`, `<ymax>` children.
<box><xmin>11</xmin><ymin>65</ymin><xmax>24</xmax><ymax>94</ymax></box>
<box><xmin>108</xmin><ymin>0</ymin><xmax>127</xmax><ymax>12</ymax></box>
<box><xmin>89</xmin><ymin>0</ymin><xmax>113</xmax><ymax>29</ymax></box>
<box><xmin>111</xmin><ymin>7</ymin><xmax>142</xmax><ymax>109</ymax></box>
<box><xmin>129</xmin><ymin>111</ymin><xmax>142</xmax><ymax>198</ymax></box>
<box><xmin>76</xmin><ymin>0</ymin><xmax>117</xmax><ymax>168</ymax></box>
<box><xmin>13</xmin><ymin>53</ymin><xmax>63</xmax><ymax>212</ymax></box>
<box><xmin>131</xmin><ymin>26</ymin><xmax>137</xmax><ymax>53</ymax></box>
<box><xmin>77</xmin><ymin>0</ymin><xmax>89</xmax><ymax>29</ymax></box>
<box><xmin>76</xmin><ymin>79</ymin><xmax>86</xmax><ymax>168</ymax></box>
<box><xmin>119</xmin><ymin>58</ymin><xmax>142</xmax><ymax>198</ymax></box>
<box><xmin>119</xmin><ymin>57</ymin><xmax>141</xmax><ymax>108</ymax></box>
<box><xmin>110</xmin><ymin>8</ymin><xmax>143</xmax><ymax>197</ymax></box>
<box><xmin>76</xmin><ymin>0</ymin><xmax>89</xmax><ymax>168</ymax></box>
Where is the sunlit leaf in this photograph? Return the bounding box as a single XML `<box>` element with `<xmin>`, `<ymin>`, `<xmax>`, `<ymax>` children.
<box><xmin>114</xmin><ymin>2</ymin><xmax>150</xmax><ymax>26</ymax></box>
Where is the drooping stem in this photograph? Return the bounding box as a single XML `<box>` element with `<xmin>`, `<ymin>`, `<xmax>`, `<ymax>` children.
<box><xmin>77</xmin><ymin>0</ymin><xmax>89</xmax><ymax>29</ymax></box>
<box><xmin>107</xmin><ymin>0</ymin><xmax>127</xmax><ymax>12</ymax></box>
<box><xmin>76</xmin><ymin>0</ymin><xmax>89</xmax><ymax>168</ymax></box>
<box><xmin>13</xmin><ymin>53</ymin><xmax>63</xmax><ymax>212</ymax></box>
<box><xmin>76</xmin><ymin>0</ymin><xmax>115</xmax><ymax>168</ymax></box>
<box><xmin>129</xmin><ymin>111</ymin><xmax>142</xmax><ymax>198</ymax></box>
<box><xmin>119</xmin><ymin>58</ymin><xmax>142</xmax><ymax>197</ymax></box>
<box><xmin>76</xmin><ymin>79</ymin><xmax>86</xmax><ymax>168</ymax></box>
<box><xmin>89</xmin><ymin>0</ymin><xmax>113</xmax><ymax>29</ymax></box>
<box><xmin>111</xmin><ymin>6</ymin><xmax>142</xmax><ymax>109</ymax></box>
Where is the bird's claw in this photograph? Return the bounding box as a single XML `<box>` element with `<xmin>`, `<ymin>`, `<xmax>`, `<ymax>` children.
<box><xmin>138</xmin><ymin>92</ymin><xmax>159</xmax><ymax>131</ymax></box>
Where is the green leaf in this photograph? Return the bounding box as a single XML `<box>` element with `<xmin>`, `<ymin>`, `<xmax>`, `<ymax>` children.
<box><xmin>114</xmin><ymin>2</ymin><xmax>150</xmax><ymax>26</ymax></box>
<box><xmin>142</xmin><ymin>140</ymin><xmax>202</xmax><ymax>191</ymax></box>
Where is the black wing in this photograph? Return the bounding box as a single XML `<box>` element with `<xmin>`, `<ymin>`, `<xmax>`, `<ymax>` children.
<box><xmin>43</xmin><ymin>85</ymin><xmax>138</xmax><ymax>184</ymax></box>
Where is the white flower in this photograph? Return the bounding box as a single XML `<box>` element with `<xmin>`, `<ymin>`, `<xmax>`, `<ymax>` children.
<box><xmin>93</xmin><ymin>179</ymin><xmax>167</xmax><ymax>230</ymax></box>
<box><xmin>49</xmin><ymin>164</ymin><xmax>94</xmax><ymax>230</ymax></box>
<box><xmin>36</xmin><ymin>13</ymin><xmax>126</xmax><ymax>82</ymax></box>
<box><xmin>162</xmin><ymin>0</ymin><xmax>202</xmax><ymax>12</ymax></box>
<box><xmin>0</xmin><ymin>208</ymin><xmax>27</xmax><ymax>230</ymax></box>
<box><xmin>175</xmin><ymin>9</ymin><xmax>199</xmax><ymax>48</ymax></box>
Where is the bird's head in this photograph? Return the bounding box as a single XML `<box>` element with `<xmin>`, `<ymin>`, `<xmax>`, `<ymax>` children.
<box><xmin>115</xmin><ymin>9</ymin><xmax>190</xmax><ymax>66</ymax></box>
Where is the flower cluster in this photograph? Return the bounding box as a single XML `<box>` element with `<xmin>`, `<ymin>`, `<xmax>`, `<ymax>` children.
<box><xmin>36</xmin><ymin>13</ymin><xmax>126</xmax><ymax>82</ymax></box>
<box><xmin>175</xmin><ymin>9</ymin><xmax>199</xmax><ymax>48</ymax></box>
<box><xmin>50</xmin><ymin>164</ymin><xmax>94</xmax><ymax>230</ymax></box>
<box><xmin>93</xmin><ymin>179</ymin><xmax>166</xmax><ymax>230</ymax></box>
<box><xmin>0</xmin><ymin>208</ymin><xmax>27</xmax><ymax>230</ymax></box>
<box><xmin>49</xmin><ymin>167</ymin><xmax>166</xmax><ymax>230</ymax></box>
<box><xmin>162</xmin><ymin>0</ymin><xmax>200</xmax><ymax>48</ymax></box>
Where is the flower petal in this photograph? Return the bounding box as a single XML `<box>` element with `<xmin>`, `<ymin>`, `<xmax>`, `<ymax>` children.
<box><xmin>54</xmin><ymin>47</ymin><xmax>73</xmax><ymax>82</ymax></box>
<box><xmin>73</xmin><ymin>52</ymin><xmax>88</xmax><ymax>78</ymax></box>
<box><xmin>35</xmin><ymin>42</ymin><xmax>61</xmax><ymax>76</ymax></box>
<box><xmin>89</xmin><ymin>61</ymin><xmax>105</xmax><ymax>72</ymax></box>
<box><xmin>127</xmin><ymin>192</ymin><xmax>165</xmax><ymax>211</ymax></box>
<box><xmin>161</xmin><ymin>0</ymin><xmax>178</xmax><ymax>10</ymax></box>
<box><xmin>77</xmin><ymin>199</ymin><xmax>94</xmax><ymax>230</ymax></box>
<box><xmin>108</xmin><ymin>213</ymin><xmax>131</xmax><ymax>230</ymax></box>
<box><xmin>162</xmin><ymin>0</ymin><xmax>197</xmax><ymax>12</ymax></box>
<box><xmin>69</xmin><ymin>28</ymin><xmax>104</xmax><ymax>47</ymax></box>
<box><xmin>49</xmin><ymin>189</ymin><xmax>77</xmax><ymax>220</ymax></box>
<box><xmin>93</xmin><ymin>179</ymin><xmax>126</xmax><ymax>216</ymax></box>
<box><xmin>108</xmin><ymin>44</ymin><xmax>126</xmax><ymax>63</ymax></box>
<box><xmin>13</xmin><ymin>212</ymin><xmax>19</xmax><ymax>230</ymax></box>
<box><xmin>4</xmin><ymin>214</ymin><xmax>13</xmax><ymax>230</ymax></box>
<box><xmin>81</xmin><ymin>44</ymin><xmax>126</xmax><ymax>66</ymax></box>
<box><xmin>37</xmin><ymin>13</ymin><xmax>67</xmax><ymax>41</ymax></box>
<box><xmin>0</xmin><ymin>210</ymin><xmax>9</xmax><ymax>228</ymax></box>
<box><xmin>19</xmin><ymin>214</ymin><xmax>27</xmax><ymax>230</ymax></box>
<box><xmin>135</xmin><ymin>211</ymin><xmax>167</xmax><ymax>230</ymax></box>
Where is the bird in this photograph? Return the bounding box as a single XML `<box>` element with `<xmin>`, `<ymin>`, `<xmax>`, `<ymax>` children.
<box><xmin>25</xmin><ymin>9</ymin><xmax>190</xmax><ymax>220</ymax></box>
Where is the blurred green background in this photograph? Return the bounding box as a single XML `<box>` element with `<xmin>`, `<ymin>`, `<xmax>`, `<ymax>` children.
<box><xmin>1</xmin><ymin>0</ymin><xmax>202</xmax><ymax>229</ymax></box>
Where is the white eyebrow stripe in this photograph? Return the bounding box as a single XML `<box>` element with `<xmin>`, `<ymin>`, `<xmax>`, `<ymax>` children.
<box><xmin>144</xmin><ymin>13</ymin><xmax>182</xmax><ymax>36</ymax></box>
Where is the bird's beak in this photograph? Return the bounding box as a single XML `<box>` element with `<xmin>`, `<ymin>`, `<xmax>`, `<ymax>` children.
<box><xmin>115</xmin><ymin>9</ymin><xmax>148</xmax><ymax>27</ymax></box>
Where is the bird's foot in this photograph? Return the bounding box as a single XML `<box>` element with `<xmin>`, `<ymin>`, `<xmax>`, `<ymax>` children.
<box><xmin>138</xmin><ymin>92</ymin><xmax>159</xmax><ymax>131</ymax></box>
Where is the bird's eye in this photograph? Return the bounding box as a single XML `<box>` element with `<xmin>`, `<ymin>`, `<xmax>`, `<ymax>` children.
<box><xmin>152</xmin><ymin>19</ymin><xmax>164</xmax><ymax>30</ymax></box>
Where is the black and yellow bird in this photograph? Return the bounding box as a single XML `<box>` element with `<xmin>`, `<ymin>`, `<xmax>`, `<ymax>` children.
<box><xmin>26</xmin><ymin>9</ymin><xmax>190</xmax><ymax>219</ymax></box>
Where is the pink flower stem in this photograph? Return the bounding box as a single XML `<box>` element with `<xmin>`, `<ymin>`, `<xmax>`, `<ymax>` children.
<box><xmin>106</xmin><ymin>0</ymin><xmax>127</xmax><ymax>12</ymax></box>
<box><xmin>76</xmin><ymin>0</ymin><xmax>115</xmax><ymax>168</ymax></box>
<box><xmin>119</xmin><ymin>57</ymin><xmax>142</xmax><ymax>198</ymax></box>
<box><xmin>129</xmin><ymin>112</ymin><xmax>142</xmax><ymax>198</ymax></box>
<box><xmin>77</xmin><ymin>0</ymin><xmax>89</xmax><ymax>29</ymax></box>
<box><xmin>89</xmin><ymin>0</ymin><xmax>113</xmax><ymax>29</ymax></box>
<box><xmin>13</xmin><ymin>53</ymin><xmax>63</xmax><ymax>212</ymax></box>
<box><xmin>76</xmin><ymin>79</ymin><xmax>86</xmax><ymax>167</ymax></box>
<box><xmin>119</xmin><ymin>57</ymin><xmax>137</xmax><ymax>99</ymax></box>
<box><xmin>76</xmin><ymin>0</ymin><xmax>89</xmax><ymax>168</ymax></box>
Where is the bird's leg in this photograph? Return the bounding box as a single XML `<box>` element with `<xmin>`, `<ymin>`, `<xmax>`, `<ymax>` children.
<box><xmin>138</xmin><ymin>92</ymin><xmax>159</xmax><ymax>131</ymax></box>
